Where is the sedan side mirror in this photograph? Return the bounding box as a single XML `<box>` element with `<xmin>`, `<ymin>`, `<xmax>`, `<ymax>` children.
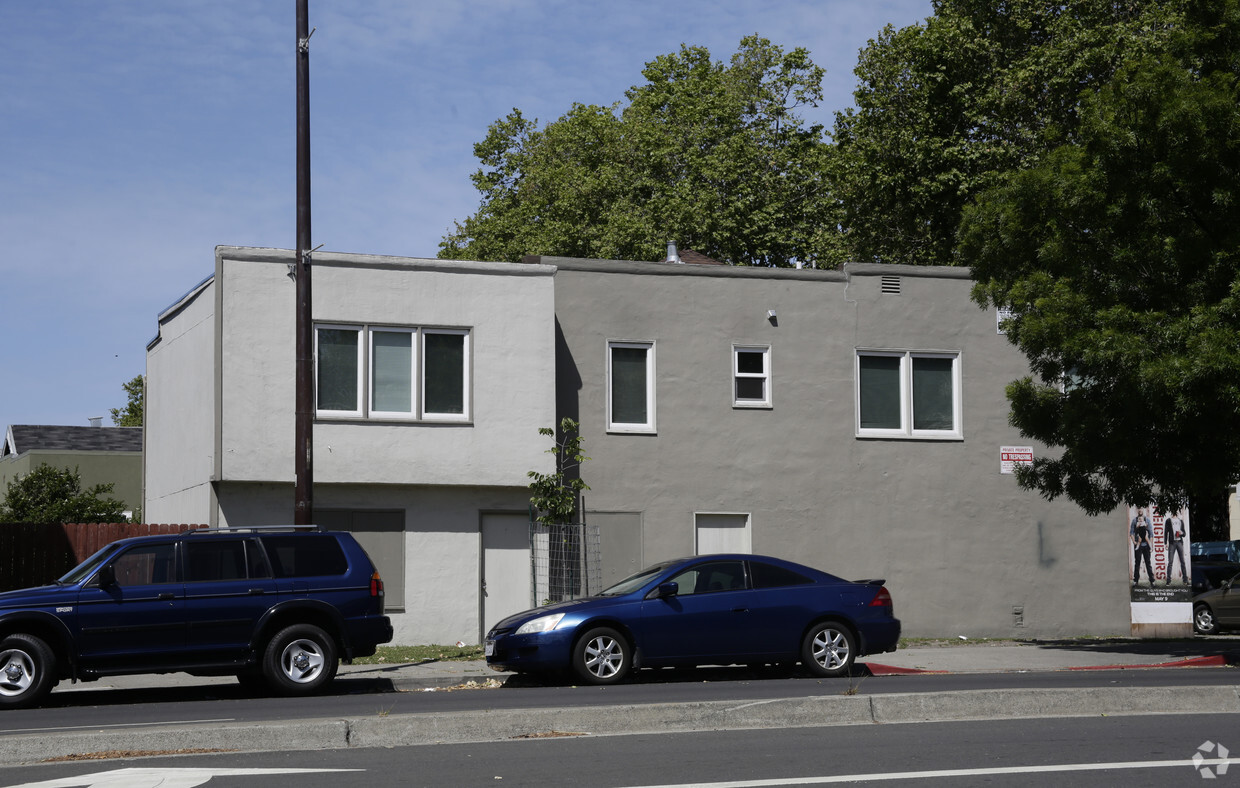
<box><xmin>655</xmin><ymin>581</ymin><xmax>679</xmax><ymax>599</ymax></box>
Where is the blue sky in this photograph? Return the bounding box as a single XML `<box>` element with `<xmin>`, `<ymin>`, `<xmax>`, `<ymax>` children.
<box><xmin>0</xmin><ymin>0</ymin><xmax>931</xmax><ymax>428</ymax></box>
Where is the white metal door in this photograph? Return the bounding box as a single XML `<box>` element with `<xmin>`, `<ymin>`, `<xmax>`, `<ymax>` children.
<box><xmin>481</xmin><ymin>513</ymin><xmax>531</xmax><ymax>639</ymax></box>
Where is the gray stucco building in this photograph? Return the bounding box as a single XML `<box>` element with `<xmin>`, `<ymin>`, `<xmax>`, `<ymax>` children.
<box><xmin>144</xmin><ymin>246</ymin><xmax>1130</xmax><ymax>645</ymax></box>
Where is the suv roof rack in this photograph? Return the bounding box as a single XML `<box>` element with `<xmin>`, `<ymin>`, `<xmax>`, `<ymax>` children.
<box><xmin>186</xmin><ymin>525</ymin><xmax>324</xmax><ymax>534</ymax></box>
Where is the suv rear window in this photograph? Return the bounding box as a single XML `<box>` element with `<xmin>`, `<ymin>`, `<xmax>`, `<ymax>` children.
<box><xmin>260</xmin><ymin>534</ymin><xmax>348</xmax><ymax>577</ymax></box>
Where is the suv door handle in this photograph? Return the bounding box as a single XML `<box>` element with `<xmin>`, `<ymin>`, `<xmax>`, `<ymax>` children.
<box><xmin>248</xmin><ymin>588</ymin><xmax>265</xmax><ymax>595</ymax></box>
<box><xmin>158</xmin><ymin>592</ymin><xmax>176</xmax><ymax>601</ymax></box>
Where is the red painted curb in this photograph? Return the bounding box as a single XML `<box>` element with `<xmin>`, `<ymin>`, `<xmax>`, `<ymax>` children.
<box><xmin>863</xmin><ymin>653</ymin><xmax>1228</xmax><ymax>675</ymax></box>
<box><xmin>1065</xmin><ymin>655</ymin><xmax>1227</xmax><ymax>671</ymax></box>
<box><xmin>864</xmin><ymin>663</ymin><xmax>947</xmax><ymax>675</ymax></box>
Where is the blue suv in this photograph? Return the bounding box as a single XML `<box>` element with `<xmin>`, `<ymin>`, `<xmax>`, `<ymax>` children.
<box><xmin>0</xmin><ymin>527</ymin><xmax>393</xmax><ymax>709</ymax></box>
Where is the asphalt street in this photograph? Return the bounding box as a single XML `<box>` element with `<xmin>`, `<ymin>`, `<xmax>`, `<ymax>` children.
<box><xmin>2</xmin><ymin>712</ymin><xmax>1238</xmax><ymax>787</ymax></box>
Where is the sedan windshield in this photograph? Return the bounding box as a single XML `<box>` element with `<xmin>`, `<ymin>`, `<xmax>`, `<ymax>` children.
<box><xmin>599</xmin><ymin>560</ymin><xmax>678</xmax><ymax>596</ymax></box>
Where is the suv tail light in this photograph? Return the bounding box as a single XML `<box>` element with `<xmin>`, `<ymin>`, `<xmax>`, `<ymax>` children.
<box><xmin>868</xmin><ymin>585</ymin><xmax>893</xmax><ymax>609</ymax></box>
<box><xmin>370</xmin><ymin>571</ymin><xmax>385</xmax><ymax>598</ymax></box>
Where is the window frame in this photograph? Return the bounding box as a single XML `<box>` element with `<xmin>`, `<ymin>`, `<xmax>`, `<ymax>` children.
<box><xmin>855</xmin><ymin>349</ymin><xmax>962</xmax><ymax>439</ymax></box>
<box><xmin>732</xmin><ymin>344</ymin><xmax>772</xmax><ymax>408</ymax></box>
<box><xmin>315</xmin><ymin>323</ymin><xmax>472</xmax><ymax>423</ymax></box>
<box><xmin>607</xmin><ymin>340</ymin><xmax>656</xmax><ymax>433</ymax></box>
<box><xmin>315</xmin><ymin>324</ymin><xmax>364</xmax><ymax>418</ymax></box>
<box><xmin>421</xmin><ymin>328</ymin><xmax>471</xmax><ymax>422</ymax></box>
<box><xmin>369</xmin><ymin>327</ymin><xmax>417</xmax><ymax>420</ymax></box>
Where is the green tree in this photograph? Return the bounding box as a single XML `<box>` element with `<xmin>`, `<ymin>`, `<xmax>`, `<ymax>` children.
<box><xmin>111</xmin><ymin>375</ymin><xmax>144</xmax><ymax>427</ymax></box>
<box><xmin>963</xmin><ymin>0</ymin><xmax>1240</xmax><ymax>524</ymax></box>
<box><xmin>528</xmin><ymin>418</ymin><xmax>590</xmax><ymax>527</ymax></box>
<box><xmin>440</xmin><ymin>36</ymin><xmax>837</xmax><ymax>267</ymax></box>
<box><xmin>0</xmin><ymin>464</ymin><xmax>128</xmax><ymax>524</ymax></box>
<box><xmin>832</xmin><ymin>0</ymin><xmax>1184</xmax><ymax>266</ymax></box>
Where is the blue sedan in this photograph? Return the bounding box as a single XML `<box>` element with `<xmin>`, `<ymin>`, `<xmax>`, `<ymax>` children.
<box><xmin>484</xmin><ymin>554</ymin><xmax>900</xmax><ymax>684</ymax></box>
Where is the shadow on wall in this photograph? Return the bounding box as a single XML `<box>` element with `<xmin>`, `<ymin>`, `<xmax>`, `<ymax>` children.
<box><xmin>1037</xmin><ymin>521</ymin><xmax>1057</xmax><ymax>569</ymax></box>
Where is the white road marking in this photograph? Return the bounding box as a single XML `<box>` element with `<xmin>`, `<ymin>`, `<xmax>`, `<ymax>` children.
<box><xmin>619</xmin><ymin>758</ymin><xmax>1240</xmax><ymax>787</ymax></box>
<box><xmin>6</xmin><ymin>766</ymin><xmax>362</xmax><ymax>788</ymax></box>
<box><xmin>1</xmin><ymin>719</ymin><xmax>234</xmax><ymax>735</ymax></box>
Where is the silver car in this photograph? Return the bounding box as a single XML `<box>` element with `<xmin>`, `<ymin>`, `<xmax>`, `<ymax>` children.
<box><xmin>1193</xmin><ymin>567</ymin><xmax>1240</xmax><ymax>634</ymax></box>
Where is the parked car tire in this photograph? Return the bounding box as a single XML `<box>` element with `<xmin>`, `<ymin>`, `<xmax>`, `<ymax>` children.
<box><xmin>572</xmin><ymin>627</ymin><xmax>630</xmax><ymax>685</ymax></box>
<box><xmin>0</xmin><ymin>634</ymin><xmax>57</xmax><ymax>709</ymax></box>
<box><xmin>1194</xmin><ymin>603</ymin><xmax>1220</xmax><ymax>636</ymax></box>
<box><xmin>262</xmin><ymin>624</ymin><xmax>339</xmax><ymax>695</ymax></box>
<box><xmin>801</xmin><ymin>621</ymin><xmax>856</xmax><ymax>677</ymax></box>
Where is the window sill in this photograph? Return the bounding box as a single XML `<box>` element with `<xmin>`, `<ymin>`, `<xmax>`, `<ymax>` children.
<box><xmin>315</xmin><ymin>416</ymin><xmax>474</xmax><ymax>427</ymax></box>
<box><xmin>855</xmin><ymin>432</ymin><xmax>964</xmax><ymax>442</ymax></box>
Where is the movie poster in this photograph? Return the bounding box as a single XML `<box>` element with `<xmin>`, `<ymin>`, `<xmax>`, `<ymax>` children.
<box><xmin>1127</xmin><ymin>504</ymin><xmax>1192</xmax><ymax>604</ymax></box>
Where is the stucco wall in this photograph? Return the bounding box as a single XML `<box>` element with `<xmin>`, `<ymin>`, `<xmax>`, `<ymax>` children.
<box><xmin>216</xmin><ymin>248</ymin><xmax>557</xmax><ymax>487</ymax></box>
<box><xmin>547</xmin><ymin>258</ymin><xmax>1129</xmax><ymax>639</ymax></box>
<box><xmin>145</xmin><ymin>277</ymin><xmax>217</xmax><ymax>524</ymax></box>
<box><xmin>215</xmin><ymin>480</ymin><xmax>532</xmax><ymax>644</ymax></box>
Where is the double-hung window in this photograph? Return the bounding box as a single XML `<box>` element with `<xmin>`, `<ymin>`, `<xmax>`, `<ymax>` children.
<box><xmin>733</xmin><ymin>345</ymin><xmax>771</xmax><ymax>408</ymax></box>
<box><xmin>317</xmin><ymin>324</ymin><xmax>471</xmax><ymax>422</ymax></box>
<box><xmin>856</xmin><ymin>350</ymin><xmax>961</xmax><ymax>438</ymax></box>
<box><xmin>607</xmin><ymin>341</ymin><xmax>655</xmax><ymax>432</ymax></box>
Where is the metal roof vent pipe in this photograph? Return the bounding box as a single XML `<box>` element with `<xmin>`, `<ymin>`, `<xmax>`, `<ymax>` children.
<box><xmin>665</xmin><ymin>241</ymin><xmax>682</xmax><ymax>264</ymax></box>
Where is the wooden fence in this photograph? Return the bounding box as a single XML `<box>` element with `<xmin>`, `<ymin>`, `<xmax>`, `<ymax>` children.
<box><xmin>0</xmin><ymin>523</ymin><xmax>206</xmax><ymax>592</ymax></box>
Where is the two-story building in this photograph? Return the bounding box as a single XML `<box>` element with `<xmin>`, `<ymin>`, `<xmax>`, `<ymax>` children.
<box><xmin>145</xmin><ymin>246</ymin><xmax>1131</xmax><ymax>644</ymax></box>
<box><xmin>145</xmin><ymin>247</ymin><xmax>556</xmax><ymax>644</ymax></box>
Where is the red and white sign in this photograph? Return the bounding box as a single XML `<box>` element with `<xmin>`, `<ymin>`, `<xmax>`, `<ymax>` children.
<box><xmin>1000</xmin><ymin>446</ymin><xmax>1033</xmax><ymax>474</ymax></box>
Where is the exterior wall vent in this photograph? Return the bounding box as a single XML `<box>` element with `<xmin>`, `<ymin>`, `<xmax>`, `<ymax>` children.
<box><xmin>881</xmin><ymin>275</ymin><xmax>901</xmax><ymax>295</ymax></box>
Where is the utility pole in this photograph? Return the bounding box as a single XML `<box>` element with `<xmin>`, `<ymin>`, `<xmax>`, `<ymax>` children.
<box><xmin>293</xmin><ymin>0</ymin><xmax>314</xmax><ymax>525</ymax></box>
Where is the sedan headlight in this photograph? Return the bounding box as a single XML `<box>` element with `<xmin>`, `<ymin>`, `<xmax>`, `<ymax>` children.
<box><xmin>515</xmin><ymin>612</ymin><xmax>565</xmax><ymax>635</ymax></box>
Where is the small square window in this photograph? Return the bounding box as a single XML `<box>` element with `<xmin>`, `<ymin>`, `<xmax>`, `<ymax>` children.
<box><xmin>733</xmin><ymin>345</ymin><xmax>771</xmax><ymax>408</ymax></box>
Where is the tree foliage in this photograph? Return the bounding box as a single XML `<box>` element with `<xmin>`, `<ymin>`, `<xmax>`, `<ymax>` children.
<box><xmin>110</xmin><ymin>375</ymin><xmax>144</xmax><ymax>427</ymax></box>
<box><xmin>963</xmin><ymin>0</ymin><xmax>1240</xmax><ymax>516</ymax></box>
<box><xmin>832</xmin><ymin>0</ymin><xmax>1184</xmax><ymax>266</ymax></box>
<box><xmin>528</xmin><ymin>418</ymin><xmax>589</xmax><ymax>527</ymax></box>
<box><xmin>0</xmin><ymin>464</ymin><xmax>128</xmax><ymax>524</ymax></box>
<box><xmin>440</xmin><ymin>36</ymin><xmax>837</xmax><ymax>267</ymax></box>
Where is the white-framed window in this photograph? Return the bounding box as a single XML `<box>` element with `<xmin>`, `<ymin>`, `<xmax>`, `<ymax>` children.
<box><xmin>607</xmin><ymin>340</ymin><xmax>655</xmax><ymax>432</ymax></box>
<box><xmin>856</xmin><ymin>349</ymin><xmax>961</xmax><ymax>439</ymax></box>
<box><xmin>316</xmin><ymin>324</ymin><xmax>471</xmax><ymax>422</ymax></box>
<box><xmin>422</xmin><ymin>329</ymin><xmax>470</xmax><ymax>420</ymax></box>
<box><xmin>370</xmin><ymin>328</ymin><xmax>415</xmax><ymax>418</ymax></box>
<box><xmin>316</xmin><ymin>325</ymin><xmax>364</xmax><ymax>417</ymax></box>
<box><xmin>732</xmin><ymin>345</ymin><xmax>771</xmax><ymax>408</ymax></box>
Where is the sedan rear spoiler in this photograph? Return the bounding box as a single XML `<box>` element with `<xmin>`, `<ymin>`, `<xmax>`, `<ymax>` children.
<box><xmin>853</xmin><ymin>578</ymin><xmax>886</xmax><ymax>585</ymax></box>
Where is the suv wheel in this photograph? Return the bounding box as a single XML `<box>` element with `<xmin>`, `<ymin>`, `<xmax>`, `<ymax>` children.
<box><xmin>0</xmin><ymin>634</ymin><xmax>57</xmax><ymax>709</ymax></box>
<box><xmin>262</xmin><ymin>624</ymin><xmax>339</xmax><ymax>695</ymax></box>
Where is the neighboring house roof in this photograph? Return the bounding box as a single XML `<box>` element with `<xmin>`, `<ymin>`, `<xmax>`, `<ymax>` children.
<box><xmin>674</xmin><ymin>249</ymin><xmax>724</xmax><ymax>265</ymax></box>
<box><xmin>2</xmin><ymin>425</ymin><xmax>143</xmax><ymax>458</ymax></box>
